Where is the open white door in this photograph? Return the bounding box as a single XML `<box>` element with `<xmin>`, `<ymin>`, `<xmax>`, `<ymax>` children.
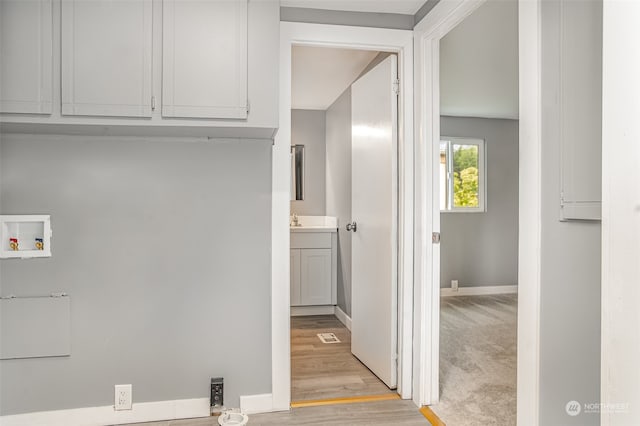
<box><xmin>349</xmin><ymin>55</ymin><xmax>398</xmax><ymax>389</ymax></box>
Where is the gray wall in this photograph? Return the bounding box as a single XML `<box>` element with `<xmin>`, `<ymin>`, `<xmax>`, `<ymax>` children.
<box><xmin>358</xmin><ymin>52</ymin><xmax>392</xmax><ymax>79</ymax></box>
<box><xmin>440</xmin><ymin>116</ymin><xmax>519</xmax><ymax>288</ymax></box>
<box><xmin>538</xmin><ymin>0</ymin><xmax>601</xmax><ymax>424</ymax></box>
<box><xmin>280</xmin><ymin>0</ymin><xmax>442</xmax><ymax>30</ymax></box>
<box><xmin>0</xmin><ymin>134</ymin><xmax>272</xmax><ymax>415</ymax></box>
<box><xmin>414</xmin><ymin>0</ymin><xmax>441</xmax><ymax>26</ymax></box>
<box><xmin>280</xmin><ymin>7</ymin><xmax>414</xmax><ymax>30</ymax></box>
<box><xmin>290</xmin><ymin>109</ymin><xmax>326</xmax><ymax>216</ymax></box>
<box><xmin>325</xmin><ymin>89</ymin><xmax>352</xmax><ymax>316</ymax></box>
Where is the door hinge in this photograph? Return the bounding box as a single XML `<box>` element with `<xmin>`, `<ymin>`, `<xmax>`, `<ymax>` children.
<box><xmin>247</xmin><ymin>99</ymin><xmax>250</xmax><ymax>114</ymax></box>
<box><xmin>392</xmin><ymin>79</ymin><xmax>400</xmax><ymax>95</ymax></box>
<box><xmin>432</xmin><ymin>232</ymin><xmax>441</xmax><ymax>244</ymax></box>
<box><xmin>151</xmin><ymin>96</ymin><xmax>156</xmax><ymax>111</ymax></box>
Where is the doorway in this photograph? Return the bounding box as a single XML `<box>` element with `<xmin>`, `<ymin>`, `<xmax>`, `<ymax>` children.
<box><xmin>272</xmin><ymin>23</ymin><xmax>414</xmax><ymax>411</ymax></box>
<box><xmin>289</xmin><ymin>47</ymin><xmax>400</xmax><ymax>403</ymax></box>
<box><xmin>412</xmin><ymin>0</ymin><xmax>527</xmax><ymax>417</ymax></box>
<box><xmin>434</xmin><ymin>2</ymin><xmax>520</xmax><ymax>422</ymax></box>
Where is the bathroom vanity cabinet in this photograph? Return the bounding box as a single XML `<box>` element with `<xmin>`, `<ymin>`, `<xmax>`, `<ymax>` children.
<box><xmin>290</xmin><ymin>229</ymin><xmax>337</xmax><ymax>307</ymax></box>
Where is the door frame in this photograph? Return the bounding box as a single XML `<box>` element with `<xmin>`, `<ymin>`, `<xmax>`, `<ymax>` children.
<box><xmin>271</xmin><ymin>22</ymin><xmax>414</xmax><ymax>411</ymax></box>
<box><xmin>412</xmin><ymin>0</ymin><xmax>487</xmax><ymax>407</ymax></box>
<box><xmin>413</xmin><ymin>0</ymin><xmax>542</xmax><ymax>422</ymax></box>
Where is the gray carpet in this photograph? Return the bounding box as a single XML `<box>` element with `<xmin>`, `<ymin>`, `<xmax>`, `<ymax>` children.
<box><xmin>432</xmin><ymin>294</ymin><xmax>517</xmax><ymax>426</ymax></box>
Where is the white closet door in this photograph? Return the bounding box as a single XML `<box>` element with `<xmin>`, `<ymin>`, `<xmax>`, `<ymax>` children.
<box><xmin>162</xmin><ymin>0</ymin><xmax>248</xmax><ymax>119</ymax></box>
<box><xmin>61</xmin><ymin>0</ymin><xmax>153</xmax><ymax>117</ymax></box>
<box><xmin>0</xmin><ymin>0</ymin><xmax>53</xmax><ymax>114</ymax></box>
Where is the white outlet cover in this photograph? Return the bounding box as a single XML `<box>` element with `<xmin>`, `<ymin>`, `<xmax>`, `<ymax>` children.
<box><xmin>114</xmin><ymin>384</ymin><xmax>132</xmax><ymax>410</ymax></box>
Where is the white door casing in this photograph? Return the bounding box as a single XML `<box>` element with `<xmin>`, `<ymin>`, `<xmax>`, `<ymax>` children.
<box><xmin>413</xmin><ymin>0</ymin><xmax>487</xmax><ymax>407</ymax></box>
<box><xmin>274</xmin><ymin>23</ymin><xmax>414</xmax><ymax>411</ymax></box>
<box><xmin>350</xmin><ymin>55</ymin><xmax>399</xmax><ymax>389</ymax></box>
<box><xmin>601</xmin><ymin>2</ymin><xmax>640</xmax><ymax>425</ymax></box>
<box><xmin>414</xmin><ymin>0</ymin><xmax>543</xmax><ymax>422</ymax></box>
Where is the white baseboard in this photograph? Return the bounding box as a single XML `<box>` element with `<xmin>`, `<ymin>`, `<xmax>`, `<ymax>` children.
<box><xmin>440</xmin><ymin>284</ymin><xmax>518</xmax><ymax>297</ymax></box>
<box><xmin>290</xmin><ymin>305</ymin><xmax>335</xmax><ymax>316</ymax></box>
<box><xmin>240</xmin><ymin>393</ymin><xmax>273</xmax><ymax>414</ymax></box>
<box><xmin>334</xmin><ymin>306</ymin><xmax>352</xmax><ymax>331</ymax></box>
<box><xmin>0</xmin><ymin>398</ymin><xmax>210</xmax><ymax>426</ymax></box>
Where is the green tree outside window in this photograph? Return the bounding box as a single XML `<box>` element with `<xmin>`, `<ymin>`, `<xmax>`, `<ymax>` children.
<box><xmin>452</xmin><ymin>145</ymin><xmax>479</xmax><ymax>207</ymax></box>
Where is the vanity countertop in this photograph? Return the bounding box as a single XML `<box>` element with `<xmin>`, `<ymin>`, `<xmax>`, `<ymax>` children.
<box><xmin>290</xmin><ymin>225</ymin><xmax>337</xmax><ymax>233</ymax></box>
<box><xmin>290</xmin><ymin>216</ymin><xmax>338</xmax><ymax>233</ymax></box>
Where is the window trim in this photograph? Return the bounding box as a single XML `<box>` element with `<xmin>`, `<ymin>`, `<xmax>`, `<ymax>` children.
<box><xmin>440</xmin><ymin>136</ymin><xmax>487</xmax><ymax>213</ymax></box>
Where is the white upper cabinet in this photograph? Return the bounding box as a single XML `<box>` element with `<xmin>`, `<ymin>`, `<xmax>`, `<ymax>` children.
<box><xmin>558</xmin><ymin>0</ymin><xmax>602</xmax><ymax>220</ymax></box>
<box><xmin>162</xmin><ymin>0</ymin><xmax>248</xmax><ymax>119</ymax></box>
<box><xmin>61</xmin><ymin>0</ymin><xmax>153</xmax><ymax>117</ymax></box>
<box><xmin>0</xmin><ymin>0</ymin><xmax>278</xmax><ymax>137</ymax></box>
<box><xmin>0</xmin><ymin>0</ymin><xmax>53</xmax><ymax>114</ymax></box>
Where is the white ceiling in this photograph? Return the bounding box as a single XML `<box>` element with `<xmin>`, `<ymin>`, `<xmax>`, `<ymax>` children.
<box><xmin>292</xmin><ymin>46</ymin><xmax>378</xmax><ymax>110</ymax></box>
<box><xmin>280</xmin><ymin>0</ymin><xmax>426</xmax><ymax>15</ymax></box>
<box><xmin>289</xmin><ymin>0</ymin><xmax>519</xmax><ymax>117</ymax></box>
<box><xmin>440</xmin><ymin>0</ymin><xmax>519</xmax><ymax>119</ymax></box>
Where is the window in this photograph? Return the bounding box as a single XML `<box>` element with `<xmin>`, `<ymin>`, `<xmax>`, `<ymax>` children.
<box><xmin>440</xmin><ymin>137</ymin><xmax>486</xmax><ymax>212</ymax></box>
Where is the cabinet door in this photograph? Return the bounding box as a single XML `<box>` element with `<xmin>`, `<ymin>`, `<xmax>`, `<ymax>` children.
<box><xmin>162</xmin><ymin>0</ymin><xmax>248</xmax><ymax>119</ymax></box>
<box><xmin>0</xmin><ymin>0</ymin><xmax>53</xmax><ymax>114</ymax></box>
<box><xmin>61</xmin><ymin>0</ymin><xmax>153</xmax><ymax>117</ymax></box>
<box><xmin>290</xmin><ymin>249</ymin><xmax>302</xmax><ymax>306</ymax></box>
<box><xmin>300</xmin><ymin>249</ymin><xmax>332</xmax><ymax>306</ymax></box>
<box><xmin>559</xmin><ymin>0</ymin><xmax>602</xmax><ymax>220</ymax></box>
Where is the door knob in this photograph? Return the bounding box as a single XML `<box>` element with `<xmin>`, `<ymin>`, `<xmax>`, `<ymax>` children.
<box><xmin>346</xmin><ymin>221</ymin><xmax>357</xmax><ymax>232</ymax></box>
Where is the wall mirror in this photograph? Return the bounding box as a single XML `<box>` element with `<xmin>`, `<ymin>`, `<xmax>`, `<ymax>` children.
<box><xmin>290</xmin><ymin>145</ymin><xmax>304</xmax><ymax>201</ymax></box>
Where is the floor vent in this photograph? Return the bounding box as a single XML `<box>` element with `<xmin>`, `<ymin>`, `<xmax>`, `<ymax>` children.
<box><xmin>317</xmin><ymin>333</ymin><xmax>341</xmax><ymax>344</ymax></box>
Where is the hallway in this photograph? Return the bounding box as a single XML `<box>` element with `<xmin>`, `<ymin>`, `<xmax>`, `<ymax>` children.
<box><xmin>290</xmin><ymin>315</ymin><xmax>394</xmax><ymax>402</ymax></box>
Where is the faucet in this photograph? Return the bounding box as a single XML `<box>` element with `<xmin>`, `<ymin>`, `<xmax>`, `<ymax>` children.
<box><xmin>291</xmin><ymin>213</ymin><xmax>300</xmax><ymax>227</ymax></box>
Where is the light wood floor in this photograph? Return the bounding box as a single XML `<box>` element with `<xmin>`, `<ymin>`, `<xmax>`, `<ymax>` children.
<box><xmin>251</xmin><ymin>399</ymin><xmax>428</xmax><ymax>425</ymax></box>
<box><xmin>290</xmin><ymin>315</ymin><xmax>395</xmax><ymax>402</ymax></box>
<box><xmin>126</xmin><ymin>399</ymin><xmax>428</xmax><ymax>425</ymax></box>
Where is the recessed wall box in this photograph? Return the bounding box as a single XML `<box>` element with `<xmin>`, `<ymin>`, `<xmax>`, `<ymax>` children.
<box><xmin>0</xmin><ymin>215</ymin><xmax>52</xmax><ymax>259</ymax></box>
<box><xmin>211</xmin><ymin>377</ymin><xmax>224</xmax><ymax>408</ymax></box>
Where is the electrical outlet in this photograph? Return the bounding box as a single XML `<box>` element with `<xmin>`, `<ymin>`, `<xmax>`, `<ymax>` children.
<box><xmin>114</xmin><ymin>384</ymin><xmax>132</xmax><ymax>411</ymax></box>
<box><xmin>451</xmin><ymin>280</ymin><xmax>459</xmax><ymax>291</ymax></box>
<box><xmin>210</xmin><ymin>377</ymin><xmax>224</xmax><ymax>408</ymax></box>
